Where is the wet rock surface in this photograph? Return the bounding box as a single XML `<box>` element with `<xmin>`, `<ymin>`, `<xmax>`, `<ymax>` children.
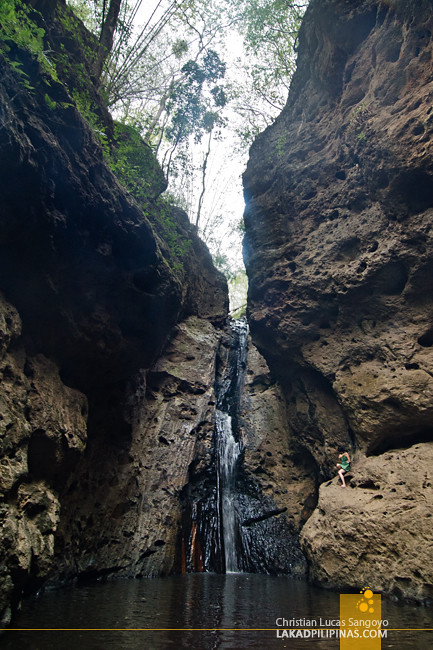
<box><xmin>180</xmin><ymin>323</ymin><xmax>314</xmax><ymax>577</ymax></box>
<box><xmin>55</xmin><ymin>316</ymin><xmax>222</xmax><ymax>582</ymax></box>
<box><xmin>243</xmin><ymin>0</ymin><xmax>433</xmax><ymax>600</ymax></box>
<box><xmin>238</xmin><ymin>336</ymin><xmax>316</xmax><ymax>575</ymax></box>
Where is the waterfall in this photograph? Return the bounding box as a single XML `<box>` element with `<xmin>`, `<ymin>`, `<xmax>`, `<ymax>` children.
<box><xmin>216</xmin><ymin>410</ymin><xmax>241</xmax><ymax>572</ymax></box>
<box><xmin>215</xmin><ymin>319</ymin><xmax>248</xmax><ymax>573</ymax></box>
<box><xmin>179</xmin><ymin>317</ymin><xmax>307</xmax><ymax>577</ymax></box>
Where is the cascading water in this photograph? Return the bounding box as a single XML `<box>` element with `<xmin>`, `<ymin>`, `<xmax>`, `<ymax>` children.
<box><xmin>215</xmin><ymin>410</ymin><xmax>241</xmax><ymax>573</ymax></box>
<box><xmin>179</xmin><ymin>317</ymin><xmax>305</xmax><ymax>576</ymax></box>
<box><xmin>179</xmin><ymin>319</ymin><xmax>248</xmax><ymax>574</ymax></box>
<box><xmin>214</xmin><ymin>319</ymin><xmax>248</xmax><ymax>573</ymax></box>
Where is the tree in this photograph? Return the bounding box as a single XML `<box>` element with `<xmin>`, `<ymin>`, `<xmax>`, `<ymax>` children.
<box><xmin>95</xmin><ymin>0</ymin><xmax>122</xmax><ymax>79</ymax></box>
<box><xmin>162</xmin><ymin>49</ymin><xmax>227</xmax><ymax>178</ymax></box>
<box><xmin>228</xmin><ymin>0</ymin><xmax>308</xmax><ymax>143</ymax></box>
<box><xmin>65</xmin><ymin>0</ymin><xmax>308</xmax><ymax>278</ymax></box>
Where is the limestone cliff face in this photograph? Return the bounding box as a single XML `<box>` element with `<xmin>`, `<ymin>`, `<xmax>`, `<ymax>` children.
<box><xmin>55</xmin><ymin>316</ymin><xmax>223</xmax><ymax>581</ymax></box>
<box><xmin>0</xmin><ymin>0</ymin><xmax>228</xmax><ymax>624</ymax></box>
<box><xmin>243</xmin><ymin>0</ymin><xmax>433</xmax><ymax>602</ymax></box>
<box><xmin>301</xmin><ymin>442</ymin><xmax>433</xmax><ymax>603</ymax></box>
<box><xmin>0</xmin><ymin>0</ymin><xmax>307</xmax><ymax>624</ymax></box>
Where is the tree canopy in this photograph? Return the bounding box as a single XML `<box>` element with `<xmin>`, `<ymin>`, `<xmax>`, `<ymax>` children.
<box><xmin>67</xmin><ymin>0</ymin><xmax>307</xmax><ymax>307</ymax></box>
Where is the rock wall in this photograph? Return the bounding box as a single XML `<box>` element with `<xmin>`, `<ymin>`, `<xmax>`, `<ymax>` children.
<box><xmin>243</xmin><ymin>0</ymin><xmax>433</xmax><ymax>602</ymax></box>
<box><xmin>301</xmin><ymin>442</ymin><xmax>433</xmax><ymax>603</ymax></box>
<box><xmin>55</xmin><ymin>316</ymin><xmax>223</xmax><ymax>582</ymax></box>
<box><xmin>1</xmin><ymin>0</ymin><xmax>318</xmax><ymax>623</ymax></box>
<box><xmin>0</xmin><ymin>0</ymin><xmax>229</xmax><ymax>624</ymax></box>
<box><xmin>238</xmin><ymin>333</ymin><xmax>316</xmax><ymax>574</ymax></box>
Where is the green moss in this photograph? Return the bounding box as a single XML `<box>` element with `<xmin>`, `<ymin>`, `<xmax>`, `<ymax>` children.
<box><xmin>276</xmin><ymin>133</ymin><xmax>287</xmax><ymax>157</ymax></box>
<box><xmin>106</xmin><ymin>122</ymin><xmax>166</xmax><ymax>200</ymax></box>
<box><xmin>0</xmin><ymin>0</ymin><xmax>58</xmax><ymax>83</ymax></box>
<box><xmin>155</xmin><ymin>198</ymin><xmax>192</xmax><ymax>273</ymax></box>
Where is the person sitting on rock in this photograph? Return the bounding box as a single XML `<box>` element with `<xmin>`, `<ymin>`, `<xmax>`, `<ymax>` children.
<box><xmin>337</xmin><ymin>445</ymin><xmax>351</xmax><ymax>488</ymax></box>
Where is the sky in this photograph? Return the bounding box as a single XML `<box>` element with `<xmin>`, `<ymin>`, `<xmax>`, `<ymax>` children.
<box><xmin>67</xmin><ymin>0</ymin><xmax>304</xmax><ymax>308</ymax></box>
<box><xmin>125</xmin><ymin>0</ymin><xmax>278</xmax><ymax>277</ymax></box>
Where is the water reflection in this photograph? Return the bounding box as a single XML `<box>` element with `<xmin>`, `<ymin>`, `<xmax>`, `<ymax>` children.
<box><xmin>3</xmin><ymin>574</ymin><xmax>433</xmax><ymax>649</ymax></box>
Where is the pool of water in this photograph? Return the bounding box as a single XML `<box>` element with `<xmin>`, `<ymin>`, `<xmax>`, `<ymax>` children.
<box><xmin>3</xmin><ymin>574</ymin><xmax>433</xmax><ymax>649</ymax></box>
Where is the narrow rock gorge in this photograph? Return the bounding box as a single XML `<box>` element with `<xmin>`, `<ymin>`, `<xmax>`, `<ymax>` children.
<box><xmin>0</xmin><ymin>0</ymin><xmax>304</xmax><ymax>625</ymax></box>
<box><xmin>243</xmin><ymin>0</ymin><xmax>433</xmax><ymax>603</ymax></box>
<box><xmin>1</xmin><ymin>0</ymin><xmax>433</xmax><ymax>627</ymax></box>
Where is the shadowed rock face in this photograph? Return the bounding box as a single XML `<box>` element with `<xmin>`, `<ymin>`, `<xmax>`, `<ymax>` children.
<box><xmin>55</xmin><ymin>316</ymin><xmax>223</xmax><ymax>582</ymax></box>
<box><xmin>1</xmin><ymin>0</ymin><xmax>313</xmax><ymax>623</ymax></box>
<box><xmin>0</xmin><ymin>1</ymin><xmax>228</xmax><ymax>624</ymax></box>
<box><xmin>243</xmin><ymin>0</ymin><xmax>433</xmax><ymax>601</ymax></box>
<box><xmin>238</xmin><ymin>336</ymin><xmax>316</xmax><ymax>574</ymax></box>
<box><xmin>0</xmin><ymin>295</ymin><xmax>88</xmax><ymax>624</ymax></box>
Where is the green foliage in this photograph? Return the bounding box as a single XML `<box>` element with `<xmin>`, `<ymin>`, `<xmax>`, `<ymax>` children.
<box><xmin>66</xmin><ymin>0</ymin><xmax>99</xmax><ymax>33</ymax></box>
<box><xmin>228</xmin><ymin>270</ymin><xmax>248</xmax><ymax>319</ymax></box>
<box><xmin>106</xmin><ymin>121</ymin><xmax>165</xmax><ymax>200</ymax></box>
<box><xmin>172</xmin><ymin>38</ymin><xmax>189</xmax><ymax>59</ymax></box>
<box><xmin>350</xmin><ymin>102</ymin><xmax>368</xmax><ymax>122</ymax></box>
<box><xmin>232</xmin><ymin>0</ymin><xmax>308</xmax><ymax>133</ymax></box>
<box><xmin>55</xmin><ymin>5</ymin><xmax>99</xmax><ymax>85</ymax></box>
<box><xmin>105</xmin><ymin>121</ymin><xmax>192</xmax><ymax>273</ymax></box>
<box><xmin>44</xmin><ymin>92</ymin><xmax>57</xmax><ymax>110</ymax></box>
<box><xmin>155</xmin><ymin>196</ymin><xmax>193</xmax><ymax>272</ymax></box>
<box><xmin>70</xmin><ymin>82</ymin><xmax>107</xmax><ymax>143</ymax></box>
<box><xmin>213</xmin><ymin>250</ymin><xmax>237</xmax><ymax>280</ymax></box>
<box><xmin>0</xmin><ymin>0</ymin><xmax>58</xmax><ymax>83</ymax></box>
<box><xmin>50</xmin><ymin>15</ymin><xmax>105</xmax><ymax>141</ymax></box>
<box><xmin>350</xmin><ymin>102</ymin><xmax>370</xmax><ymax>146</ymax></box>
<box><xmin>61</xmin><ymin>0</ymin><xmax>307</xmax><ymax>282</ymax></box>
<box><xmin>0</xmin><ymin>0</ymin><xmax>44</xmax><ymax>57</ymax></box>
<box><xmin>166</xmin><ymin>49</ymin><xmax>227</xmax><ymax>146</ymax></box>
<box><xmin>276</xmin><ymin>133</ymin><xmax>287</xmax><ymax>157</ymax></box>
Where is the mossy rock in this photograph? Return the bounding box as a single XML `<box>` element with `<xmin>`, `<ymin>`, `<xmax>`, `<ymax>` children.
<box><xmin>111</xmin><ymin>122</ymin><xmax>167</xmax><ymax>200</ymax></box>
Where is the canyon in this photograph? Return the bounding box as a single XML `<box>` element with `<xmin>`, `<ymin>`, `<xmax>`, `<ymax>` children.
<box><xmin>1</xmin><ymin>0</ymin><xmax>433</xmax><ymax>625</ymax></box>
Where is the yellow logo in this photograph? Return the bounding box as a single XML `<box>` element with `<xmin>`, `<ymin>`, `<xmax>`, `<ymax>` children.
<box><xmin>357</xmin><ymin>587</ymin><xmax>375</xmax><ymax>614</ymax></box>
<box><xmin>340</xmin><ymin>588</ymin><xmax>383</xmax><ymax>649</ymax></box>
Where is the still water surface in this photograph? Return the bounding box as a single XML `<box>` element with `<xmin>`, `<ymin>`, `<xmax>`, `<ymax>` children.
<box><xmin>4</xmin><ymin>574</ymin><xmax>433</xmax><ymax>649</ymax></box>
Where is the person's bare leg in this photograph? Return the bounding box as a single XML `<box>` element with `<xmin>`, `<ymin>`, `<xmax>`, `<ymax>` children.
<box><xmin>338</xmin><ymin>468</ymin><xmax>346</xmax><ymax>487</ymax></box>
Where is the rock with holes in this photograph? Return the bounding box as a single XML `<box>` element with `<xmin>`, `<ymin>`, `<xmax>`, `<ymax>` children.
<box><xmin>243</xmin><ymin>0</ymin><xmax>433</xmax><ymax>600</ymax></box>
<box><xmin>300</xmin><ymin>442</ymin><xmax>433</xmax><ymax>603</ymax></box>
<box><xmin>243</xmin><ymin>0</ymin><xmax>433</xmax><ymax>465</ymax></box>
<box><xmin>0</xmin><ymin>293</ymin><xmax>83</xmax><ymax>624</ymax></box>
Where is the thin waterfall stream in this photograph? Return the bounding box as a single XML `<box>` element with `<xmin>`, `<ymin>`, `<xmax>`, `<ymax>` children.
<box><xmin>180</xmin><ymin>317</ymin><xmax>305</xmax><ymax>576</ymax></box>
<box><xmin>215</xmin><ymin>319</ymin><xmax>248</xmax><ymax>573</ymax></box>
<box><xmin>216</xmin><ymin>410</ymin><xmax>241</xmax><ymax>572</ymax></box>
